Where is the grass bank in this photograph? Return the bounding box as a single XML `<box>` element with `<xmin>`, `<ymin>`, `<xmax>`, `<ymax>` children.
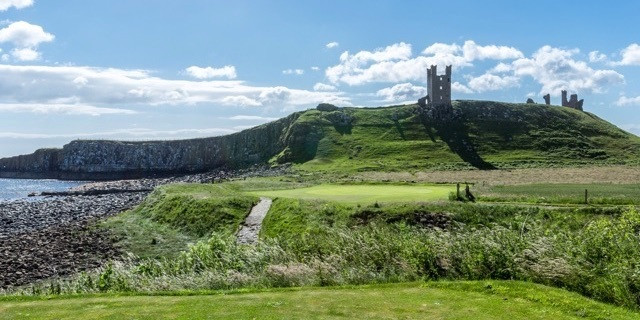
<box><xmin>1</xmin><ymin>281</ymin><xmax>638</xmax><ymax>319</ymax></box>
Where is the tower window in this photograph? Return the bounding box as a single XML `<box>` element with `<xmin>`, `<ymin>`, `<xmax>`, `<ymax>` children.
<box><xmin>439</xmin><ymin>86</ymin><xmax>442</xmax><ymax>90</ymax></box>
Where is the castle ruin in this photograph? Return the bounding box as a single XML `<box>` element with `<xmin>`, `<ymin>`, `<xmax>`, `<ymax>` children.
<box><xmin>426</xmin><ymin>65</ymin><xmax>451</xmax><ymax>106</ymax></box>
<box><xmin>418</xmin><ymin>65</ymin><xmax>454</xmax><ymax>120</ymax></box>
<box><xmin>540</xmin><ymin>91</ymin><xmax>584</xmax><ymax>111</ymax></box>
<box><xmin>561</xmin><ymin>90</ymin><xmax>584</xmax><ymax>111</ymax></box>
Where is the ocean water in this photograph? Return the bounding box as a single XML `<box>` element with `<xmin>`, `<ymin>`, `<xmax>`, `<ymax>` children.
<box><xmin>0</xmin><ymin>178</ymin><xmax>85</xmax><ymax>201</ymax></box>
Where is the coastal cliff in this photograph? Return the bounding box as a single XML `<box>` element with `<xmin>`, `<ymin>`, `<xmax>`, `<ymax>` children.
<box><xmin>0</xmin><ymin>112</ymin><xmax>307</xmax><ymax>179</ymax></box>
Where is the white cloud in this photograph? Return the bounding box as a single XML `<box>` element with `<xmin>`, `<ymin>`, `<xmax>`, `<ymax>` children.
<box><xmin>589</xmin><ymin>51</ymin><xmax>608</xmax><ymax>63</ymax></box>
<box><xmin>0</xmin><ymin>0</ymin><xmax>32</xmax><ymax>11</ymax></box>
<box><xmin>0</xmin><ymin>21</ymin><xmax>54</xmax><ymax>48</ymax></box>
<box><xmin>452</xmin><ymin>81</ymin><xmax>473</xmax><ymax>94</ymax></box>
<box><xmin>611</xmin><ymin>43</ymin><xmax>640</xmax><ymax>66</ymax></box>
<box><xmin>220</xmin><ymin>95</ymin><xmax>261</xmax><ymax>107</ymax></box>
<box><xmin>229</xmin><ymin>115</ymin><xmax>278</xmax><ymax>121</ymax></box>
<box><xmin>282</xmin><ymin>69</ymin><xmax>304</xmax><ymax>75</ymax></box>
<box><xmin>467</xmin><ymin>73</ymin><xmax>520</xmax><ymax>92</ymax></box>
<box><xmin>313</xmin><ymin>82</ymin><xmax>336</xmax><ymax>91</ymax></box>
<box><xmin>326</xmin><ymin>40</ymin><xmax>523</xmax><ymax>86</ymax></box>
<box><xmin>376</xmin><ymin>83</ymin><xmax>425</xmax><ymax>102</ymax></box>
<box><xmin>616</xmin><ymin>96</ymin><xmax>640</xmax><ymax>106</ymax></box>
<box><xmin>461</xmin><ymin>40</ymin><xmax>523</xmax><ymax>61</ymax></box>
<box><xmin>185</xmin><ymin>65</ymin><xmax>237</xmax><ymax>79</ymax></box>
<box><xmin>0</xmin><ymin>64</ymin><xmax>351</xmax><ymax>109</ymax></box>
<box><xmin>326</xmin><ymin>42</ymin><xmax>339</xmax><ymax>49</ymax></box>
<box><xmin>11</xmin><ymin>47</ymin><xmax>39</xmax><ymax>61</ymax></box>
<box><xmin>310</xmin><ymin>66</ymin><xmax>320</xmax><ymax>71</ymax></box>
<box><xmin>501</xmin><ymin>46</ymin><xmax>624</xmax><ymax>95</ymax></box>
<box><xmin>0</xmin><ymin>103</ymin><xmax>136</xmax><ymax>116</ymax></box>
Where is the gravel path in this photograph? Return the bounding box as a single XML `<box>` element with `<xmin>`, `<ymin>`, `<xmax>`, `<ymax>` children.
<box><xmin>236</xmin><ymin>197</ymin><xmax>272</xmax><ymax>244</ymax></box>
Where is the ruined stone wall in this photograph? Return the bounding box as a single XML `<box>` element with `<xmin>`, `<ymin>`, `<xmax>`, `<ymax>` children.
<box><xmin>426</xmin><ymin>65</ymin><xmax>451</xmax><ymax>106</ymax></box>
<box><xmin>0</xmin><ymin>112</ymin><xmax>301</xmax><ymax>179</ymax></box>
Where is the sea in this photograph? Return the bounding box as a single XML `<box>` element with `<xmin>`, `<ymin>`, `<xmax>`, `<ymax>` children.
<box><xmin>0</xmin><ymin>178</ymin><xmax>85</xmax><ymax>201</ymax></box>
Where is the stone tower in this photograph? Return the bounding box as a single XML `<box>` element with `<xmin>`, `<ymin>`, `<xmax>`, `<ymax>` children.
<box><xmin>561</xmin><ymin>90</ymin><xmax>584</xmax><ymax>111</ymax></box>
<box><xmin>426</xmin><ymin>65</ymin><xmax>452</xmax><ymax>106</ymax></box>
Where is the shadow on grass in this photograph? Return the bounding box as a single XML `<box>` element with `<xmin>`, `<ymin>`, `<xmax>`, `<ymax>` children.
<box><xmin>421</xmin><ymin>113</ymin><xmax>496</xmax><ymax>170</ymax></box>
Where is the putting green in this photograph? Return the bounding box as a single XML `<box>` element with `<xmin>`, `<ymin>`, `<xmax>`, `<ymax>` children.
<box><xmin>249</xmin><ymin>183</ymin><xmax>454</xmax><ymax>204</ymax></box>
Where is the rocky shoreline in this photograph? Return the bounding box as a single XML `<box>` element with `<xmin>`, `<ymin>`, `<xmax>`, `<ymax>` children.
<box><xmin>0</xmin><ymin>165</ymin><xmax>290</xmax><ymax>289</ymax></box>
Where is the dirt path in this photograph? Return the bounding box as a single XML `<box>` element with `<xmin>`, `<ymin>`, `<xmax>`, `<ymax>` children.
<box><xmin>236</xmin><ymin>197</ymin><xmax>272</xmax><ymax>244</ymax></box>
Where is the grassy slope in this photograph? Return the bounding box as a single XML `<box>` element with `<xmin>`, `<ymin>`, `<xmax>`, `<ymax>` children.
<box><xmin>102</xmin><ymin>183</ymin><xmax>258</xmax><ymax>259</ymax></box>
<box><xmin>1</xmin><ymin>281</ymin><xmax>638</xmax><ymax>320</ymax></box>
<box><xmin>283</xmin><ymin>101</ymin><xmax>640</xmax><ymax>172</ymax></box>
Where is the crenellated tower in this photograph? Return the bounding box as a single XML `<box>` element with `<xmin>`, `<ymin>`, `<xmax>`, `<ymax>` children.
<box><xmin>426</xmin><ymin>65</ymin><xmax>452</xmax><ymax>106</ymax></box>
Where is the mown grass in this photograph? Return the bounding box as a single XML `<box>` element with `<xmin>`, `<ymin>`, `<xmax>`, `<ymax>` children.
<box><xmin>249</xmin><ymin>183</ymin><xmax>454</xmax><ymax>204</ymax></box>
<box><xmin>1</xmin><ymin>281</ymin><xmax>638</xmax><ymax>319</ymax></box>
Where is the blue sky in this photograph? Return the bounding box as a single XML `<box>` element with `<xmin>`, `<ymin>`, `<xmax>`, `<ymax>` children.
<box><xmin>1</xmin><ymin>0</ymin><xmax>640</xmax><ymax>157</ymax></box>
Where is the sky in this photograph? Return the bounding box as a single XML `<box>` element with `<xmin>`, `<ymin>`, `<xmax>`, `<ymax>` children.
<box><xmin>1</xmin><ymin>0</ymin><xmax>640</xmax><ymax>157</ymax></box>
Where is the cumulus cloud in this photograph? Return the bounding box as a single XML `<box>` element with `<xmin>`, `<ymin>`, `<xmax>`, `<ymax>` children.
<box><xmin>589</xmin><ymin>51</ymin><xmax>608</xmax><ymax>63</ymax></box>
<box><xmin>616</xmin><ymin>96</ymin><xmax>640</xmax><ymax>106</ymax></box>
<box><xmin>376</xmin><ymin>82</ymin><xmax>425</xmax><ymax>102</ymax></box>
<box><xmin>0</xmin><ymin>21</ymin><xmax>54</xmax><ymax>48</ymax></box>
<box><xmin>0</xmin><ymin>64</ymin><xmax>351</xmax><ymax>112</ymax></box>
<box><xmin>326</xmin><ymin>40</ymin><xmax>523</xmax><ymax>86</ymax></box>
<box><xmin>507</xmin><ymin>46</ymin><xmax>624</xmax><ymax>94</ymax></box>
<box><xmin>185</xmin><ymin>65</ymin><xmax>237</xmax><ymax>79</ymax></box>
<box><xmin>326</xmin><ymin>42</ymin><xmax>420</xmax><ymax>85</ymax></box>
<box><xmin>11</xmin><ymin>47</ymin><xmax>39</xmax><ymax>61</ymax></box>
<box><xmin>282</xmin><ymin>69</ymin><xmax>304</xmax><ymax>75</ymax></box>
<box><xmin>467</xmin><ymin>73</ymin><xmax>520</xmax><ymax>92</ymax></box>
<box><xmin>452</xmin><ymin>81</ymin><xmax>473</xmax><ymax>94</ymax></box>
<box><xmin>0</xmin><ymin>0</ymin><xmax>32</xmax><ymax>11</ymax></box>
<box><xmin>461</xmin><ymin>40</ymin><xmax>523</xmax><ymax>61</ymax></box>
<box><xmin>313</xmin><ymin>82</ymin><xmax>336</xmax><ymax>91</ymax></box>
<box><xmin>326</xmin><ymin>42</ymin><xmax>339</xmax><ymax>49</ymax></box>
<box><xmin>611</xmin><ymin>43</ymin><xmax>640</xmax><ymax>66</ymax></box>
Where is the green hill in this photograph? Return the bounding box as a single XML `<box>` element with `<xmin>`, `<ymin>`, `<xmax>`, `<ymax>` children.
<box><xmin>1</xmin><ymin>100</ymin><xmax>638</xmax><ymax>179</ymax></box>
<box><xmin>276</xmin><ymin>100</ymin><xmax>640</xmax><ymax>172</ymax></box>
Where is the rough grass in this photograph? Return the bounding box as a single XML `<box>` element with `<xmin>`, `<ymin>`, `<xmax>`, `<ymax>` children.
<box><xmin>100</xmin><ymin>210</ymin><xmax>200</xmax><ymax>260</ymax></box>
<box><xmin>479</xmin><ymin>183</ymin><xmax>640</xmax><ymax>205</ymax></box>
<box><xmin>249</xmin><ymin>183</ymin><xmax>454</xmax><ymax>204</ymax></box>
<box><xmin>1</xmin><ymin>281</ymin><xmax>638</xmax><ymax>320</ymax></box>
<box><xmin>133</xmin><ymin>183</ymin><xmax>258</xmax><ymax>237</ymax></box>
<box><xmin>352</xmin><ymin>166</ymin><xmax>640</xmax><ymax>185</ymax></box>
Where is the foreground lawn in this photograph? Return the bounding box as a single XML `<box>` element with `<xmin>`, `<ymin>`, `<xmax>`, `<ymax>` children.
<box><xmin>1</xmin><ymin>281</ymin><xmax>638</xmax><ymax>320</ymax></box>
<box><xmin>250</xmin><ymin>183</ymin><xmax>454</xmax><ymax>204</ymax></box>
